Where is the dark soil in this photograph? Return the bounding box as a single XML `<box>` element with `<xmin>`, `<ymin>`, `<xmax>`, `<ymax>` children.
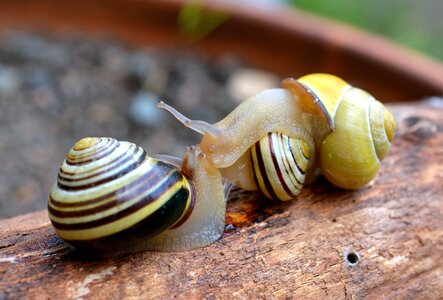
<box><xmin>0</xmin><ymin>31</ymin><xmax>251</xmax><ymax>218</ymax></box>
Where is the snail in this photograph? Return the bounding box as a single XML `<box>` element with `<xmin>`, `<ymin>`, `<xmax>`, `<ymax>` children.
<box><xmin>48</xmin><ymin>73</ymin><xmax>396</xmax><ymax>253</ymax></box>
<box><xmin>297</xmin><ymin>74</ymin><xmax>396</xmax><ymax>189</ymax></box>
<box><xmin>48</xmin><ymin>137</ymin><xmax>226</xmax><ymax>254</ymax></box>
<box><xmin>159</xmin><ymin>73</ymin><xmax>396</xmax><ymax>199</ymax></box>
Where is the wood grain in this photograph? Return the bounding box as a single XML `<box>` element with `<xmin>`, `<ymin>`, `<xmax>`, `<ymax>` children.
<box><xmin>1</xmin><ymin>101</ymin><xmax>442</xmax><ymax>299</ymax></box>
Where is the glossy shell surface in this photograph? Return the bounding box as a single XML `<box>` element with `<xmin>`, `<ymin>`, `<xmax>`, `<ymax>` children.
<box><xmin>299</xmin><ymin>74</ymin><xmax>396</xmax><ymax>189</ymax></box>
<box><xmin>48</xmin><ymin>137</ymin><xmax>194</xmax><ymax>252</ymax></box>
<box><xmin>250</xmin><ymin>132</ymin><xmax>311</xmax><ymax>201</ymax></box>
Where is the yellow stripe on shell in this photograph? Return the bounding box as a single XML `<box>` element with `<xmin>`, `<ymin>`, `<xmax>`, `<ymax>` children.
<box><xmin>299</xmin><ymin>139</ymin><xmax>311</xmax><ymax>160</ymax></box>
<box><xmin>250</xmin><ymin>144</ymin><xmax>272</xmax><ymax>199</ymax></box>
<box><xmin>52</xmin><ymin>179</ymin><xmax>185</xmax><ymax>240</ymax></box>
<box><xmin>259</xmin><ymin>134</ymin><xmax>292</xmax><ymax>200</ymax></box>
<box><xmin>49</xmin><ymin>163</ymin><xmax>156</xmax><ymax>213</ymax></box>
<box><xmin>67</xmin><ymin>137</ymin><xmax>114</xmax><ymax>161</ymax></box>
<box><xmin>60</xmin><ymin>143</ymin><xmax>139</xmax><ymax>179</ymax></box>
<box><xmin>168</xmin><ymin>176</ymin><xmax>193</xmax><ymax>229</ymax></box>
<box><xmin>277</xmin><ymin>135</ymin><xmax>300</xmax><ymax>191</ymax></box>
<box><xmin>60</xmin><ymin>141</ymin><xmax>135</xmax><ymax>178</ymax></box>
<box><xmin>57</xmin><ymin>146</ymin><xmax>142</xmax><ymax>188</ymax></box>
<box><xmin>293</xmin><ymin>138</ymin><xmax>310</xmax><ymax>170</ymax></box>
<box><xmin>49</xmin><ymin>182</ymin><xmax>117</xmax><ymax>212</ymax></box>
<box><xmin>384</xmin><ymin>108</ymin><xmax>396</xmax><ymax>142</ymax></box>
<box><xmin>73</xmin><ymin>137</ymin><xmax>100</xmax><ymax>151</ymax></box>
<box><xmin>49</xmin><ymin>168</ymin><xmax>174</xmax><ymax>224</ymax></box>
<box><xmin>277</xmin><ymin>135</ymin><xmax>303</xmax><ymax>193</ymax></box>
<box><xmin>287</xmin><ymin>138</ymin><xmax>308</xmax><ymax>185</ymax></box>
<box><xmin>50</xmin><ymin>157</ymin><xmax>157</xmax><ymax>205</ymax></box>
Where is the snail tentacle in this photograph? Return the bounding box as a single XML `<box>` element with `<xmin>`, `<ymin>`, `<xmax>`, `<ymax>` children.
<box><xmin>158</xmin><ymin>101</ymin><xmax>222</xmax><ymax>137</ymax></box>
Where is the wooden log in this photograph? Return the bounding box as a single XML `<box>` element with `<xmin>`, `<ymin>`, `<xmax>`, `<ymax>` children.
<box><xmin>1</xmin><ymin>101</ymin><xmax>442</xmax><ymax>299</ymax></box>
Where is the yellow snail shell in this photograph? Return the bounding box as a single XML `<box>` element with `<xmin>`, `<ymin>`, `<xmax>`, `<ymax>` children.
<box><xmin>298</xmin><ymin>74</ymin><xmax>396</xmax><ymax>189</ymax></box>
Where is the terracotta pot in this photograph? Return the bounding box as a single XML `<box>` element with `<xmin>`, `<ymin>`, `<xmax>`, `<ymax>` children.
<box><xmin>0</xmin><ymin>0</ymin><xmax>442</xmax><ymax>102</ymax></box>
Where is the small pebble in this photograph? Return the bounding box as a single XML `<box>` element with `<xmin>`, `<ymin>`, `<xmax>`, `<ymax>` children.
<box><xmin>225</xmin><ymin>224</ymin><xmax>235</xmax><ymax>231</ymax></box>
<box><xmin>129</xmin><ymin>91</ymin><xmax>163</xmax><ymax>126</ymax></box>
<box><xmin>0</xmin><ymin>65</ymin><xmax>20</xmax><ymax>96</ymax></box>
<box><xmin>226</xmin><ymin>68</ymin><xmax>279</xmax><ymax>103</ymax></box>
<box><xmin>421</xmin><ymin>96</ymin><xmax>443</xmax><ymax>108</ymax></box>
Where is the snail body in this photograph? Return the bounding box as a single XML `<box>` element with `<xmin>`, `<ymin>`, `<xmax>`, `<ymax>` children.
<box><xmin>159</xmin><ymin>73</ymin><xmax>395</xmax><ymax>198</ymax></box>
<box><xmin>49</xmin><ymin>137</ymin><xmax>225</xmax><ymax>253</ymax></box>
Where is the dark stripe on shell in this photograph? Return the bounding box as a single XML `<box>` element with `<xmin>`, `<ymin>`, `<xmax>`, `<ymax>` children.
<box><xmin>169</xmin><ymin>178</ymin><xmax>195</xmax><ymax>229</ymax></box>
<box><xmin>51</xmin><ymin>168</ymin><xmax>184</xmax><ymax>231</ymax></box>
<box><xmin>49</xmin><ymin>166</ymin><xmax>170</xmax><ymax>218</ymax></box>
<box><xmin>279</xmin><ymin>134</ymin><xmax>302</xmax><ymax>189</ymax></box>
<box><xmin>268</xmin><ymin>133</ymin><xmax>296</xmax><ymax>199</ymax></box>
<box><xmin>59</xmin><ymin>187</ymin><xmax>190</xmax><ymax>252</ymax></box>
<box><xmin>287</xmin><ymin>138</ymin><xmax>306</xmax><ymax>176</ymax></box>
<box><xmin>65</xmin><ymin>138</ymin><xmax>114</xmax><ymax>164</ymax></box>
<box><xmin>297</xmin><ymin>138</ymin><xmax>310</xmax><ymax>161</ymax></box>
<box><xmin>251</xmin><ymin>148</ymin><xmax>263</xmax><ymax>198</ymax></box>
<box><xmin>65</xmin><ymin>138</ymin><xmax>112</xmax><ymax>163</ymax></box>
<box><xmin>50</xmin><ymin>159</ymin><xmax>166</xmax><ymax>208</ymax></box>
<box><xmin>66</xmin><ymin>139</ymin><xmax>118</xmax><ymax>166</ymax></box>
<box><xmin>57</xmin><ymin>151</ymin><xmax>147</xmax><ymax>191</ymax></box>
<box><xmin>58</xmin><ymin>144</ymin><xmax>139</xmax><ymax>182</ymax></box>
<box><xmin>252</xmin><ymin>135</ymin><xmax>279</xmax><ymax>200</ymax></box>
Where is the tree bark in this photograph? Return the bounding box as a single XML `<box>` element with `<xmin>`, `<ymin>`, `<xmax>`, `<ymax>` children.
<box><xmin>1</xmin><ymin>101</ymin><xmax>442</xmax><ymax>299</ymax></box>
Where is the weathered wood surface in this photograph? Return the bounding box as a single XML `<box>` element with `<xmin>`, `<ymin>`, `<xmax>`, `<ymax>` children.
<box><xmin>1</xmin><ymin>101</ymin><xmax>443</xmax><ymax>299</ymax></box>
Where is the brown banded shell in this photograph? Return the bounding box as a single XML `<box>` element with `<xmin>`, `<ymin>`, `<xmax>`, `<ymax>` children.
<box><xmin>48</xmin><ymin>137</ymin><xmax>194</xmax><ymax>253</ymax></box>
<box><xmin>250</xmin><ymin>132</ymin><xmax>313</xmax><ymax>201</ymax></box>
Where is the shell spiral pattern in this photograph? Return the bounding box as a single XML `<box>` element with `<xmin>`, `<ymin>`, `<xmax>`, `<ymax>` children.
<box><xmin>297</xmin><ymin>74</ymin><xmax>397</xmax><ymax>190</ymax></box>
<box><xmin>250</xmin><ymin>132</ymin><xmax>312</xmax><ymax>201</ymax></box>
<box><xmin>48</xmin><ymin>137</ymin><xmax>195</xmax><ymax>253</ymax></box>
<box><xmin>319</xmin><ymin>87</ymin><xmax>395</xmax><ymax>189</ymax></box>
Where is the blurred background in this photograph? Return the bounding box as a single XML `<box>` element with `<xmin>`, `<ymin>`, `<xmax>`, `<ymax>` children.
<box><xmin>255</xmin><ymin>0</ymin><xmax>443</xmax><ymax>61</ymax></box>
<box><xmin>0</xmin><ymin>0</ymin><xmax>442</xmax><ymax>219</ymax></box>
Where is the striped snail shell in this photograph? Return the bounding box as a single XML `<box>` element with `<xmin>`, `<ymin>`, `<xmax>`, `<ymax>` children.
<box><xmin>48</xmin><ymin>137</ymin><xmax>226</xmax><ymax>253</ymax></box>
<box><xmin>250</xmin><ymin>133</ymin><xmax>312</xmax><ymax>201</ymax></box>
<box><xmin>297</xmin><ymin>74</ymin><xmax>396</xmax><ymax>189</ymax></box>
<box><xmin>158</xmin><ymin>85</ymin><xmax>326</xmax><ymax>201</ymax></box>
